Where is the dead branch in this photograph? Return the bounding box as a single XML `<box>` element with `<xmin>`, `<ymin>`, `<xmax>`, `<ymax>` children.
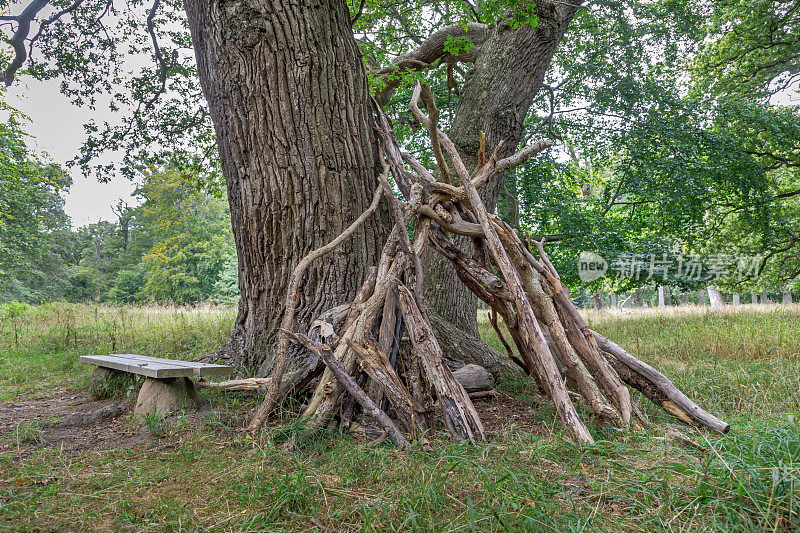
<box><xmin>596</xmin><ymin>333</ymin><xmax>730</xmax><ymax>433</ymax></box>
<box><xmin>196</xmin><ymin>377</ymin><xmax>270</xmax><ymax>391</ymax></box>
<box><xmin>396</xmin><ymin>283</ymin><xmax>485</xmax><ymax>442</ymax></box>
<box><xmin>290</xmin><ymin>332</ymin><xmax>409</xmax><ymax>448</ymax></box>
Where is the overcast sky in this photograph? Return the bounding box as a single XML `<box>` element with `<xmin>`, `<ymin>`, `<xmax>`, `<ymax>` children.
<box><xmin>6</xmin><ymin>77</ymin><xmax>138</xmax><ymax>227</ymax></box>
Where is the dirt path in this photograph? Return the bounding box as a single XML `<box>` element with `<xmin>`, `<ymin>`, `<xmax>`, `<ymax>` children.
<box><xmin>0</xmin><ymin>392</ymin><xmax>147</xmax><ymax>457</ymax></box>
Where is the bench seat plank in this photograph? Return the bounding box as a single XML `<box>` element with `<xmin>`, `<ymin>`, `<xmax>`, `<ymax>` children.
<box><xmin>80</xmin><ymin>354</ymin><xmax>234</xmax><ymax>379</ymax></box>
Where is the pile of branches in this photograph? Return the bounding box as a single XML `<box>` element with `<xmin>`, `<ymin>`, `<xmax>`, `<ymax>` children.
<box><xmin>246</xmin><ymin>81</ymin><xmax>729</xmax><ymax>446</ymax></box>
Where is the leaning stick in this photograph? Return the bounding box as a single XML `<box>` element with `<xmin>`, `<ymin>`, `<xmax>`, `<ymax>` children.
<box><xmin>396</xmin><ymin>283</ymin><xmax>486</xmax><ymax>442</ymax></box>
<box><xmin>247</xmin><ymin>181</ymin><xmax>385</xmax><ymax>432</ymax></box>
<box><xmin>346</xmin><ymin>338</ymin><xmax>425</xmax><ymax>434</ymax></box>
<box><xmin>595</xmin><ymin>332</ymin><xmax>730</xmax><ymax>433</ymax></box>
<box><xmin>376</xmin><ymin>158</ymin><xmax>425</xmax><ymax>305</ymax></box>
<box><xmin>409</xmin><ymin>81</ymin><xmax>593</xmax><ymax>445</ymax></box>
<box><xmin>419</xmin><ymin>82</ymin><xmax>451</xmax><ymax>184</ymax></box>
<box><xmin>290</xmin><ymin>332</ymin><xmax>410</xmax><ymax>448</ymax></box>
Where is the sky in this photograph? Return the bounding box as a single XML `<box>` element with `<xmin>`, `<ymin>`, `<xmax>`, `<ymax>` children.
<box><xmin>6</xmin><ymin>78</ymin><xmax>138</xmax><ymax>227</ymax></box>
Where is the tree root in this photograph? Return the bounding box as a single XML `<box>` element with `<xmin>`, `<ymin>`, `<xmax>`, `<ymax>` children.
<box><xmin>45</xmin><ymin>399</ymin><xmax>132</xmax><ymax>429</ymax></box>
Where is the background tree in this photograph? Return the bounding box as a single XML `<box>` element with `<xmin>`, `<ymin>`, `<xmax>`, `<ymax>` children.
<box><xmin>0</xmin><ymin>109</ymin><xmax>73</xmax><ymax>303</ymax></box>
<box><xmin>135</xmin><ymin>166</ymin><xmax>235</xmax><ymax>304</ymax></box>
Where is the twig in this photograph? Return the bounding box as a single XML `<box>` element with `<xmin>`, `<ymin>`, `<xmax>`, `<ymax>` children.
<box><xmin>376</xmin><ymin>156</ymin><xmax>426</xmax><ymax>306</ymax></box>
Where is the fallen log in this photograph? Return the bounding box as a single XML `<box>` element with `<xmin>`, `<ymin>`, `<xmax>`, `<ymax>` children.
<box><xmin>594</xmin><ymin>332</ymin><xmax>730</xmax><ymax>433</ymax></box>
<box><xmin>468</xmin><ymin>389</ymin><xmax>498</xmax><ymax>401</ymax></box>
<box><xmin>196</xmin><ymin>377</ymin><xmax>271</xmax><ymax>391</ymax></box>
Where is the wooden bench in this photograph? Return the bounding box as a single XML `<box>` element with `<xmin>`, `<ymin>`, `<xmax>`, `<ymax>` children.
<box><xmin>81</xmin><ymin>354</ymin><xmax>234</xmax><ymax>421</ymax></box>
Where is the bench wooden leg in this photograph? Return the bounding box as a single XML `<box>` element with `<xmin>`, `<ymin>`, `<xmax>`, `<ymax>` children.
<box><xmin>134</xmin><ymin>377</ymin><xmax>208</xmax><ymax>421</ymax></box>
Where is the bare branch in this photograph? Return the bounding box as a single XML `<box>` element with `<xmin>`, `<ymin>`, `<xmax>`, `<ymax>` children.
<box><xmin>409</xmin><ymin>81</ymin><xmax>553</xmax><ymax>195</ymax></box>
<box><xmin>376</xmin><ymin>156</ymin><xmax>425</xmax><ymax>305</ymax></box>
<box><xmin>3</xmin><ymin>0</ymin><xmax>49</xmax><ymax>86</ymax></box>
<box><xmin>418</xmin><ymin>82</ymin><xmax>451</xmax><ymax>184</ymax></box>
<box><xmin>542</xmin><ymin>83</ymin><xmax>563</xmax><ymax>141</ymax></box>
<box><xmin>144</xmin><ymin>0</ymin><xmax>167</xmax><ymax>109</ymax></box>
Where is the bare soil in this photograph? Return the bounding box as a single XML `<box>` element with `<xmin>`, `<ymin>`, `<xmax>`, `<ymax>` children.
<box><xmin>473</xmin><ymin>392</ymin><xmax>548</xmax><ymax>436</ymax></box>
<box><xmin>0</xmin><ymin>391</ymin><xmax>146</xmax><ymax>458</ymax></box>
<box><xmin>0</xmin><ymin>388</ymin><xmax>547</xmax><ymax>459</ymax></box>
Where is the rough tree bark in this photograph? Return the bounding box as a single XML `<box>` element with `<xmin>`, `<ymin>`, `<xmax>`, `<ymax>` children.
<box><xmin>184</xmin><ymin>0</ymin><xmax>387</xmax><ymax>374</ymax></box>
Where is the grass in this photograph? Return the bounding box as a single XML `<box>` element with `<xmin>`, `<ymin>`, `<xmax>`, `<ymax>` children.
<box><xmin>0</xmin><ymin>301</ymin><xmax>234</xmax><ymax>402</ymax></box>
<box><xmin>1</xmin><ymin>301</ymin><xmax>799</xmax><ymax>531</ymax></box>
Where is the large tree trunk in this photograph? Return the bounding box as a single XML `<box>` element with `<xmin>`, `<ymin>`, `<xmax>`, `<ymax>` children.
<box><xmin>184</xmin><ymin>0</ymin><xmax>387</xmax><ymax>374</ymax></box>
<box><xmin>424</xmin><ymin>2</ymin><xmax>582</xmax><ymax>372</ymax></box>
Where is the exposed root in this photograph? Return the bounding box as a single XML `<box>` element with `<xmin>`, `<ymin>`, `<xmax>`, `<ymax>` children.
<box><xmin>45</xmin><ymin>400</ymin><xmax>131</xmax><ymax>429</ymax></box>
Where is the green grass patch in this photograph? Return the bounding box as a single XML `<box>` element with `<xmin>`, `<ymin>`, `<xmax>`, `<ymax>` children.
<box><xmin>0</xmin><ymin>302</ymin><xmax>234</xmax><ymax>402</ymax></box>
<box><xmin>0</xmin><ymin>302</ymin><xmax>798</xmax><ymax>531</ymax></box>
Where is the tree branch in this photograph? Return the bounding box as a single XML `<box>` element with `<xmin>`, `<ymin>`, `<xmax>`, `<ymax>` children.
<box><xmin>27</xmin><ymin>0</ymin><xmax>86</xmax><ymax>57</ymax></box>
<box><xmin>144</xmin><ymin>0</ymin><xmax>167</xmax><ymax>109</ymax></box>
<box><xmin>373</xmin><ymin>22</ymin><xmax>489</xmax><ymax>105</ymax></box>
<box><xmin>350</xmin><ymin>0</ymin><xmax>366</xmax><ymax>25</ymax></box>
<box><xmin>3</xmin><ymin>0</ymin><xmax>50</xmax><ymax>86</ymax></box>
